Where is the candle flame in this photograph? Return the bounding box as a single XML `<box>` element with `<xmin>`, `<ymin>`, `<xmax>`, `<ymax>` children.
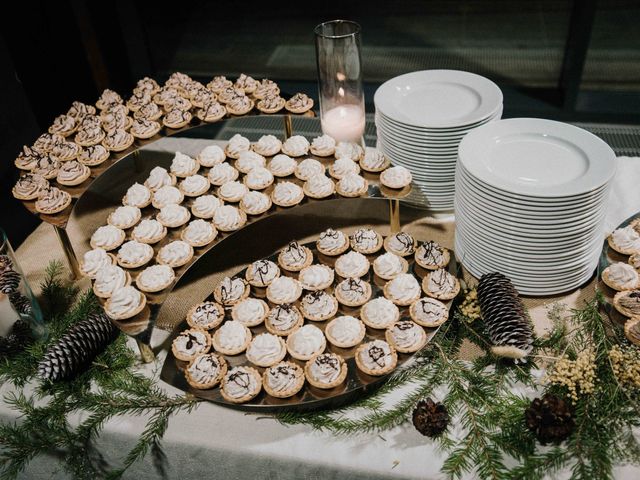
<box><xmin>338</xmin><ymin>87</ymin><xmax>345</xmax><ymax>97</ymax></box>
<box><xmin>336</xmin><ymin>72</ymin><xmax>346</xmax><ymax>81</ymax></box>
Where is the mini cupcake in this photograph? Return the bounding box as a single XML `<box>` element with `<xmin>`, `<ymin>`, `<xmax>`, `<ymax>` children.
<box><xmin>212</xmin><ymin>205</ymin><xmax>247</xmax><ymax>232</ymax></box>
<box><xmin>93</xmin><ymin>264</ymin><xmax>130</xmax><ymax>298</ymax></box>
<box><xmin>285</xmin><ymin>93</ymin><xmax>314</xmax><ymax>114</ymax></box>
<box><xmin>144</xmin><ymin>166</ymin><xmax>176</xmax><ymax>192</ymax></box>
<box><xmin>152</xmin><ymin>185</ymin><xmax>184</xmax><ymax>209</ymax></box>
<box><xmin>278</xmin><ymin>241</ymin><xmax>313</xmax><ymax>271</ymax></box>
<box><xmin>123</xmin><ymin>183</ymin><xmax>152</xmax><ymax>208</ymax></box>
<box><xmin>608</xmin><ymin>225</ymin><xmax>640</xmax><ymax>255</ymax></box>
<box><xmin>90</xmin><ymin>225</ymin><xmax>126</xmax><ymax>251</ymax></box>
<box><xmin>263</xmin><ymin>362</ymin><xmax>305</xmax><ymax>398</ymax></box>
<box><xmin>136</xmin><ymin>264</ymin><xmax>175</xmax><ymax>292</ymax></box>
<box><xmin>235</xmin><ymin>150</ymin><xmax>266</xmax><ymax>173</ymax></box>
<box><xmin>360</xmin><ymin>147</ymin><xmax>390</xmax><ymax>173</ymax></box>
<box><xmin>217</xmin><ymin>180</ymin><xmax>248</xmax><ymax>202</ymax></box>
<box><xmin>257</xmin><ymin>94</ymin><xmax>285</xmax><ymax>114</ymax></box>
<box><xmin>245</xmin><ymin>259</ymin><xmax>280</xmax><ymax>287</ymax></box>
<box><xmin>329</xmin><ymin>158</ymin><xmax>360</xmax><ymax>180</ymax></box>
<box><xmin>299</xmin><ymin>290</ymin><xmax>339</xmax><ymax>321</ymax></box>
<box><xmin>266</xmin><ymin>276</ymin><xmax>302</xmax><ymax>305</ymax></box>
<box><xmin>252</xmin><ymin>135</ymin><xmax>282</xmax><ymax>157</ymax></box>
<box><xmin>334</xmin><ymin>251</ymin><xmax>370</xmax><ymax>278</ymax></box>
<box><xmin>336</xmin><ymin>173</ymin><xmax>368</xmax><ymax>197</ymax></box>
<box><xmin>335</xmin><ymin>142</ymin><xmax>364</xmax><ymax>161</ymax></box>
<box><xmin>281</xmin><ymin>135</ymin><xmax>310</xmax><ymax>157</ymax></box>
<box><xmin>116</xmin><ymin>240</ymin><xmax>154</xmax><ymax>269</ymax></box>
<box><xmin>220</xmin><ymin>366</ymin><xmax>262</xmax><ymax>403</ymax></box>
<box><xmin>130</xmin><ymin>118</ymin><xmax>161</xmax><ymax>139</ymax></box>
<box><xmin>102</xmin><ymin>129</ymin><xmax>134</xmax><ymax>152</ymax></box>
<box><xmin>179</xmin><ymin>174</ymin><xmax>210</xmax><ymax>197</ymax></box>
<box><xmin>181</xmin><ymin>219</ymin><xmax>217</xmax><ymax>247</ymax></box>
<box><xmin>35</xmin><ymin>187</ymin><xmax>72</xmax><ymax>215</ymax></box>
<box><xmin>157</xmin><ymin>240</ymin><xmax>194</xmax><ymax>268</ymax></box>
<box><xmin>197</xmin><ymin>145</ymin><xmax>226</xmax><ymax>167</ymax></box>
<box><xmin>385</xmin><ymin>320</ymin><xmax>427</xmax><ymax>353</ymax></box>
<box><xmin>380</xmin><ymin>166</ymin><xmax>413</xmax><ymax>189</ymax></box>
<box><xmin>191</xmin><ymin>195</ymin><xmax>223</xmax><ymax>219</ymax></box>
<box><xmin>213</xmin><ymin>276</ymin><xmax>250</xmax><ymax>306</ymax></box>
<box><xmin>335</xmin><ymin>277</ymin><xmax>372</xmax><ymax>307</ymax></box>
<box><xmin>415</xmin><ymin>241</ymin><xmax>451</xmax><ymax>270</ymax></box>
<box><xmin>316</xmin><ymin>228</ymin><xmax>349</xmax><ymax>256</ymax></box>
<box><xmin>104</xmin><ymin>285</ymin><xmax>147</xmax><ymax>320</ymax></box>
<box><xmin>185</xmin><ymin>353</ymin><xmax>227</xmax><ymax>390</ymax></box>
<box><xmin>384</xmin><ymin>273</ymin><xmax>421</xmax><ymax>306</ymax></box>
<box><xmin>360</xmin><ymin>297</ymin><xmax>400</xmax><ymax>329</ymax></box>
<box><xmin>187</xmin><ymin>301</ymin><xmax>225</xmax><ymax>330</ymax></box>
<box><xmin>211</xmin><ymin>320</ymin><xmax>252</xmax><ymax>355</ymax></box>
<box><xmin>163</xmin><ymin>109</ymin><xmax>192</xmax><ymax>129</ymax></box>
<box><xmin>157</xmin><ymin>204</ymin><xmax>191</xmax><ymax>228</ymax></box>
<box><xmin>80</xmin><ymin>248</ymin><xmax>115</xmax><ymax>278</ymax></box>
<box><xmin>325</xmin><ymin>315</ymin><xmax>366</xmax><ymax>348</ymax></box>
<box><xmin>304</xmin><ymin>352</ymin><xmax>347</xmax><ymax>389</ymax></box>
<box><xmin>373</xmin><ymin>252</ymin><xmax>408</xmax><ymax>280</ymax></box>
<box><xmin>602</xmin><ymin>262</ymin><xmax>640</xmax><ymax>291</ymax></box>
<box><xmin>355</xmin><ymin>339</ymin><xmax>397</xmax><ymax>376</ymax></box>
<box><xmin>614</xmin><ymin>290</ymin><xmax>640</xmax><ymax>318</ymax></box>
<box><xmin>265</xmin><ymin>304</ymin><xmax>303</xmax><ymax>336</ymax></box>
<box><xmin>268</xmin><ymin>154</ymin><xmax>297</xmax><ymax>177</ymax></box>
<box><xmin>286</xmin><ymin>324</ymin><xmax>326</xmax><ymax>361</ymax></box>
<box><xmin>208</xmin><ymin>163</ymin><xmax>239</xmax><ymax>186</ymax></box>
<box><xmin>303</xmin><ymin>175</ymin><xmax>336</xmax><ymax>199</ymax></box>
<box><xmin>170</xmin><ymin>152</ymin><xmax>199</xmax><ymax>178</ymax></box>
<box><xmin>132</xmin><ymin>219</ymin><xmax>167</xmax><ymax>244</ymax></box>
<box><xmin>422</xmin><ymin>269</ymin><xmax>460</xmax><ymax>300</ymax></box>
<box><xmin>172</xmin><ymin>328</ymin><xmax>211</xmax><ymax>362</ymax></box>
<box><xmin>246</xmin><ymin>333</ymin><xmax>287</xmax><ymax>367</ymax></box>
<box><xmin>309</xmin><ymin>134</ymin><xmax>336</xmax><ymax>157</ymax></box>
<box><xmin>78</xmin><ymin>144</ymin><xmax>110</xmax><ymax>166</ymax></box>
<box><xmin>295</xmin><ymin>158</ymin><xmax>325</xmax><ymax>181</ymax></box>
<box><xmin>244</xmin><ymin>167</ymin><xmax>274</xmax><ymax>190</ymax></box>
<box><xmin>271</xmin><ymin>181</ymin><xmax>305</xmax><ymax>207</ymax></box>
<box><xmin>298</xmin><ymin>264</ymin><xmax>335</xmax><ymax>291</ymax></box>
<box><xmin>231</xmin><ymin>297</ymin><xmax>269</xmax><ymax>327</ymax></box>
<box><xmin>225</xmin><ymin>134</ymin><xmax>251</xmax><ymax>159</ymax></box>
<box><xmin>350</xmin><ymin>228</ymin><xmax>383</xmax><ymax>254</ymax></box>
<box><xmin>410</xmin><ymin>297</ymin><xmax>449</xmax><ymax>327</ymax></box>
<box><xmin>12</xmin><ymin>173</ymin><xmax>49</xmax><ymax>201</ymax></box>
<box><xmin>240</xmin><ymin>191</ymin><xmax>272</xmax><ymax>215</ymax></box>
<box><xmin>384</xmin><ymin>232</ymin><xmax>417</xmax><ymax>257</ymax></box>
<box><xmin>107</xmin><ymin>205</ymin><xmax>141</xmax><ymax>230</ymax></box>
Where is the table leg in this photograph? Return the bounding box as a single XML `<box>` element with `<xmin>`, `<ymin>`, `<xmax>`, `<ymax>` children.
<box><xmin>53</xmin><ymin>226</ymin><xmax>82</xmax><ymax>280</ymax></box>
<box><xmin>136</xmin><ymin>339</ymin><xmax>156</xmax><ymax>363</ymax></box>
<box><xmin>283</xmin><ymin>115</ymin><xmax>293</xmax><ymax>139</ymax></box>
<box><xmin>389</xmin><ymin>199</ymin><xmax>400</xmax><ymax>233</ymax></box>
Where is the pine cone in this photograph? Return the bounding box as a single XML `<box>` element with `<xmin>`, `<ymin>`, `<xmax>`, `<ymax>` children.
<box><xmin>0</xmin><ymin>320</ymin><xmax>32</xmax><ymax>357</ymax></box>
<box><xmin>525</xmin><ymin>394</ymin><xmax>574</xmax><ymax>444</ymax></box>
<box><xmin>412</xmin><ymin>398</ymin><xmax>449</xmax><ymax>437</ymax></box>
<box><xmin>9</xmin><ymin>292</ymin><xmax>32</xmax><ymax>316</ymax></box>
<box><xmin>0</xmin><ymin>254</ymin><xmax>13</xmax><ymax>273</ymax></box>
<box><xmin>37</xmin><ymin>312</ymin><xmax>119</xmax><ymax>381</ymax></box>
<box><xmin>476</xmin><ymin>272</ymin><xmax>534</xmax><ymax>360</ymax></box>
<box><xmin>0</xmin><ymin>269</ymin><xmax>21</xmax><ymax>294</ymax></box>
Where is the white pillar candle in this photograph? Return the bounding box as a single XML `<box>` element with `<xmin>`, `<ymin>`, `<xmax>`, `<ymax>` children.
<box><xmin>0</xmin><ymin>293</ymin><xmax>18</xmax><ymax>337</ymax></box>
<box><xmin>321</xmin><ymin>104</ymin><xmax>366</xmax><ymax>143</ymax></box>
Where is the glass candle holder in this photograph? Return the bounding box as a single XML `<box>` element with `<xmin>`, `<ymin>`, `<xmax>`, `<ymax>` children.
<box><xmin>0</xmin><ymin>228</ymin><xmax>46</xmax><ymax>340</ymax></box>
<box><xmin>315</xmin><ymin>20</ymin><xmax>366</xmax><ymax>144</ymax></box>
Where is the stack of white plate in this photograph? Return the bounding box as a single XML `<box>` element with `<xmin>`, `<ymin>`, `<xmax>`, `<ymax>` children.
<box><xmin>374</xmin><ymin>70</ymin><xmax>503</xmax><ymax>211</ymax></box>
<box><xmin>455</xmin><ymin>118</ymin><xmax>617</xmax><ymax>295</ymax></box>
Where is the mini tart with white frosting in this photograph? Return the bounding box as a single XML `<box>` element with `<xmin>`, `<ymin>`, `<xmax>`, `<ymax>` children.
<box><xmin>157</xmin><ymin>240</ymin><xmax>194</xmax><ymax>268</ymax></box>
<box><xmin>624</xmin><ymin>317</ymin><xmax>640</xmax><ymax>346</ymax></box>
<box><xmin>90</xmin><ymin>225</ymin><xmax>126</xmax><ymax>251</ymax></box>
<box><xmin>373</xmin><ymin>252</ymin><xmax>409</xmax><ymax>280</ymax></box>
<box><xmin>226</xmin><ymin>93</ymin><xmax>254</xmax><ymax>115</ymax></box>
<box><xmin>268</xmin><ymin>154</ymin><xmax>297</xmax><ymax>177</ymax></box>
<box><xmin>80</xmin><ymin>248</ymin><xmax>115</xmax><ymax>278</ymax></box>
<box><xmin>252</xmin><ymin>134</ymin><xmax>282</xmax><ymax>157</ymax></box>
<box><xmin>271</xmin><ymin>181</ymin><xmax>305</xmax><ymax>207</ymax></box>
<box><xmin>130</xmin><ymin>118</ymin><xmax>161</xmax><ymax>139</ymax></box>
<box><xmin>170</xmin><ymin>152</ymin><xmax>199</xmax><ymax>177</ymax></box>
<box><xmin>240</xmin><ymin>191</ymin><xmax>272</xmax><ymax>215</ymax></box>
<box><xmin>136</xmin><ymin>264</ymin><xmax>175</xmax><ymax>292</ymax></box>
<box><xmin>93</xmin><ymin>264</ymin><xmax>131</xmax><ymax>298</ymax></box>
<box><xmin>162</xmin><ymin>109</ymin><xmax>192</xmax><ymax>129</ymax></box>
<box><xmin>56</xmin><ymin>160</ymin><xmax>90</xmax><ymax>186</ymax></box>
<box><xmin>116</xmin><ymin>240</ymin><xmax>154</xmax><ymax>268</ymax></box>
<box><xmin>32</xmin><ymin>155</ymin><xmax>60</xmax><ymax>180</ymax></box>
<box><xmin>211</xmin><ymin>320</ymin><xmax>252</xmax><ymax>355</ymax></box>
<box><xmin>355</xmin><ymin>339</ymin><xmax>397</xmax><ymax>376</ymax></box>
<box><xmin>197</xmin><ymin>145</ymin><xmax>226</xmax><ymax>167</ymax></box>
<box><xmin>234</xmin><ymin>73</ymin><xmax>257</xmax><ymax>93</ymax></box>
<box><xmin>281</xmin><ymin>135</ymin><xmax>310</xmax><ymax>157</ymax></box>
<box><xmin>185</xmin><ymin>353</ymin><xmax>227</xmax><ymax>389</ymax></box>
<box><xmin>335</xmin><ymin>277</ymin><xmax>372</xmax><ymax>307</ymax></box>
<box><xmin>334</xmin><ymin>251</ymin><xmax>370</xmax><ymax>278</ymax></box>
<box><xmin>179</xmin><ymin>174</ymin><xmax>210</xmax><ymax>196</ymax></box>
<box><xmin>257</xmin><ymin>94</ymin><xmax>285</xmax><ymax>114</ymax></box>
<box><xmin>35</xmin><ymin>187</ymin><xmax>72</xmax><ymax>215</ymax></box>
<box><xmin>217</xmin><ymin>180</ymin><xmax>248</xmax><ymax>202</ymax></box>
<box><xmin>246</xmin><ymin>333</ymin><xmax>287</xmax><ymax>367</ymax></box>
<box><xmin>298</xmin><ymin>264</ymin><xmax>335</xmax><ymax>291</ymax></box>
<box><xmin>207</xmin><ymin>75</ymin><xmax>233</xmax><ymax>93</ymax></box>
<box><xmin>187</xmin><ymin>301</ymin><xmax>225</xmax><ymax>330</ymax></box>
<box><xmin>191</xmin><ymin>195</ymin><xmax>223</xmax><ymax>219</ymax></box>
<box><xmin>253</xmin><ymin>78</ymin><xmax>280</xmax><ymax>99</ymax></box>
<box><xmin>295</xmin><ymin>158</ymin><xmax>325</xmax><ymax>181</ymax></box>
<box><xmin>181</xmin><ymin>219</ymin><xmax>217</xmax><ymax>247</ymax></box>
<box><xmin>208</xmin><ymin>163</ymin><xmax>239</xmax><ymax>186</ymax></box>
<box><xmin>384</xmin><ymin>273</ymin><xmax>421</xmax><ymax>306</ymax></box>
<box><xmin>360</xmin><ymin>147</ymin><xmax>390</xmax><ymax>172</ymax></box>
<box><xmin>316</xmin><ymin>228</ymin><xmax>349</xmax><ymax>256</ymax></box>
<box><xmin>266</xmin><ymin>276</ymin><xmax>303</xmax><ymax>305</ymax></box>
<box><xmin>309</xmin><ymin>134</ymin><xmax>336</xmax><ymax>157</ymax></box>
<box><xmin>51</xmin><ymin>141</ymin><xmax>81</xmax><ymax>161</ymax></box>
<box><xmin>385</xmin><ymin>320</ymin><xmax>427</xmax><ymax>353</ymax></box>
<box><xmin>361</xmin><ymin>297</ymin><xmax>400</xmax><ymax>329</ymax></box>
<box><xmin>213</xmin><ymin>276</ymin><xmax>250</xmax><ymax>306</ymax></box>
<box><xmin>329</xmin><ymin>158</ymin><xmax>360</xmax><ymax>180</ymax></box>
<box><xmin>12</xmin><ymin>173</ymin><xmax>49</xmax><ymax>201</ymax></box>
<box><xmin>303</xmin><ymin>175</ymin><xmax>336</xmax><ymax>199</ymax></box>
<box><xmin>32</xmin><ymin>132</ymin><xmax>65</xmax><ymax>154</ymax></box>
<box><xmin>171</xmin><ymin>328</ymin><xmax>211</xmax><ymax>362</ymax></box>
<box><xmin>107</xmin><ymin>205</ymin><xmax>141</xmax><ymax>230</ymax></box>
<box><xmin>335</xmin><ymin>142</ymin><xmax>364</xmax><ymax>161</ymax></box>
<box><xmin>212</xmin><ymin>205</ymin><xmax>247</xmax><ymax>232</ymax></box>
<box><xmin>157</xmin><ymin>204</ymin><xmax>191</xmax><ymax>228</ymax></box>
<box><xmin>629</xmin><ymin>253</ymin><xmax>640</xmax><ymax>270</ymax></box>
<box><xmin>415</xmin><ymin>240</ymin><xmax>450</xmax><ymax>270</ymax></box>
<box><xmin>235</xmin><ymin>150</ymin><xmax>266</xmax><ymax>174</ymax></box>
<box><xmin>123</xmin><ymin>183</ymin><xmax>152</xmax><ymax>208</ymax></box>
<box><xmin>75</xmin><ymin>125</ymin><xmax>105</xmax><ymax>147</ymax></box>
<box><xmin>325</xmin><ymin>315</ymin><xmax>366</xmax><ymax>348</ymax></box>
<box><xmin>225</xmin><ymin>134</ymin><xmax>251</xmax><ymax>159</ymax></box>
<box><xmin>350</xmin><ymin>228</ymin><xmax>383</xmax><ymax>254</ymax></box>
<box><xmin>422</xmin><ymin>269</ymin><xmax>460</xmax><ymax>300</ymax></box>
<box><xmin>277</xmin><ymin>241</ymin><xmax>313</xmax><ymax>271</ymax></box>
<box><xmin>299</xmin><ymin>290</ymin><xmax>339</xmax><ymax>321</ymax></box>
<box><xmin>286</xmin><ymin>324</ymin><xmax>326</xmax><ymax>361</ymax></box>
<box><xmin>410</xmin><ymin>297</ymin><xmax>449</xmax><ymax>327</ymax></box>
<box><xmin>602</xmin><ymin>262</ymin><xmax>640</xmax><ymax>291</ymax></box>
<box><xmin>231</xmin><ymin>298</ymin><xmax>269</xmax><ymax>327</ymax></box>
<box><xmin>265</xmin><ymin>304</ymin><xmax>303</xmax><ymax>336</ymax></box>
<box><xmin>304</xmin><ymin>352</ymin><xmax>347</xmax><ymax>389</ymax></box>
<box><xmin>244</xmin><ymin>167</ymin><xmax>274</xmax><ymax>190</ymax></box>
<box><xmin>245</xmin><ymin>259</ymin><xmax>280</xmax><ymax>287</ymax></box>
<box><xmin>608</xmin><ymin>225</ymin><xmax>640</xmax><ymax>255</ymax></box>
<box><xmin>285</xmin><ymin>93</ymin><xmax>314</xmax><ymax>113</ymax></box>
<box><xmin>263</xmin><ymin>361</ymin><xmax>305</xmax><ymax>398</ymax></box>
<box><xmin>220</xmin><ymin>366</ymin><xmax>262</xmax><ymax>404</ymax></box>
<box><xmin>336</xmin><ymin>173</ymin><xmax>368</xmax><ymax>197</ymax></box>
<box><xmin>380</xmin><ymin>165</ymin><xmax>413</xmax><ymax>189</ymax></box>
<box><xmin>132</xmin><ymin>219</ymin><xmax>167</xmax><ymax>244</ymax></box>
<box><xmin>197</xmin><ymin>101</ymin><xmax>226</xmax><ymax>123</ymax></box>
<box><xmin>102</xmin><ymin>129</ymin><xmax>134</xmax><ymax>152</ymax></box>
<box><xmin>104</xmin><ymin>285</ymin><xmax>147</xmax><ymax>320</ymax></box>
<box><xmin>383</xmin><ymin>235</ymin><xmax>415</xmax><ymax>260</ymax></box>
<box><xmin>134</xmin><ymin>101</ymin><xmax>163</xmax><ymax>121</ymax></box>
<box><xmin>78</xmin><ymin>145</ymin><xmax>110</xmax><ymax>166</ymax></box>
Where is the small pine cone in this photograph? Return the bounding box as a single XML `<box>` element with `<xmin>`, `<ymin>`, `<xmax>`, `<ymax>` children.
<box><xmin>9</xmin><ymin>292</ymin><xmax>32</xmax><ymax>316</ymax></box>
<box><xmin>525</xmin><ymin>394</ymin><xmax>575</xmax><ymax>445</ymax></box>
<box><xmin>0</xmin><ymin>254</ymin><xmax>13</xmax><ymax>273</ymax></box>
<box><xmin>0</xmin><ymin>269</ymin><xmax>21</xmax><ymax>294</ymax></box>
<box><xmin>0</xmin><ymin>320</ymin><xmax>32</xmax><ymax>357</ymax></box>
<box><xmin>412</xmin><ymin>398</ymin><xmax>449</xmax><ymax>437</ymax></box>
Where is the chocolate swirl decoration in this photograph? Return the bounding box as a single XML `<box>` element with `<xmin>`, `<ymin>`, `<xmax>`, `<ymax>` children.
<box><xmin>353</xmin><ymin>229</ymin><xmax>377</xmax><ymax>246</ymax></box>
<box><xmin>317</xmin><ymin>353</ymin><xmax>339</xmax><ymax>370</ymax></box>
<box><xmin>320</xmin><ymin>229</ymin><xmax>340</xmax><ymax>242</ymax></box>
<box><xmin>367</xmin><ymin>345</ymin><xmax>387</xmax><ymax>368</ymax></box>
<box><xmin>272</xmin><ymin>365</ymin><xmax>295</xmax><ymax>380</ymax></box>
<box><xmin>345</xmin><ymin>278</ymin><xmax>365</xmax><ymax>295</ymax></box>
<box><xmin>284</xmin><ymin>242</ymin><xmax>306</xmax><ymax>263</ymax></box>
<box><xmin>619</xmin><ymin>291</ymin><xmax>640</xmax><ymax>315</ymax></box>
<box><xmin>228</xmin><ymin>370</ymin><xmax>251</xmax><ymax>391</ymax></box>
<box><xmin>305</xmin><ymin>290</ymin><xmax>326</xmax><ymax>304</ymax></box>
<box><xmin>253</xmin><ymin>260</ymin><xmax>273</xmax><ymax>285</ymax></box>
<box><xmin>420</xmin><ymin>298</ymin><xmax>446</xmax><ymax>317</ymax></box>
<box><xmin>195</xmin><ymin>303</ymin><xmax>221</xmax><ymax>320</ymax></box>
<box><xmin>392</xmin><ymin>233</ymin><xmax>414</xmax><ymax>253</ymax></box>
<box><xmin>419</xmin><ymin>241</ymin><xmax>444</xmax><ymax>264</ymax></box>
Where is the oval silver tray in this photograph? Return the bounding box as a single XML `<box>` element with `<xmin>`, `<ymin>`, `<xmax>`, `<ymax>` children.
<box><xmin>160</xmin><ymin>238</ymin><xmax>462</xmax><ymax>412</ymax></box>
